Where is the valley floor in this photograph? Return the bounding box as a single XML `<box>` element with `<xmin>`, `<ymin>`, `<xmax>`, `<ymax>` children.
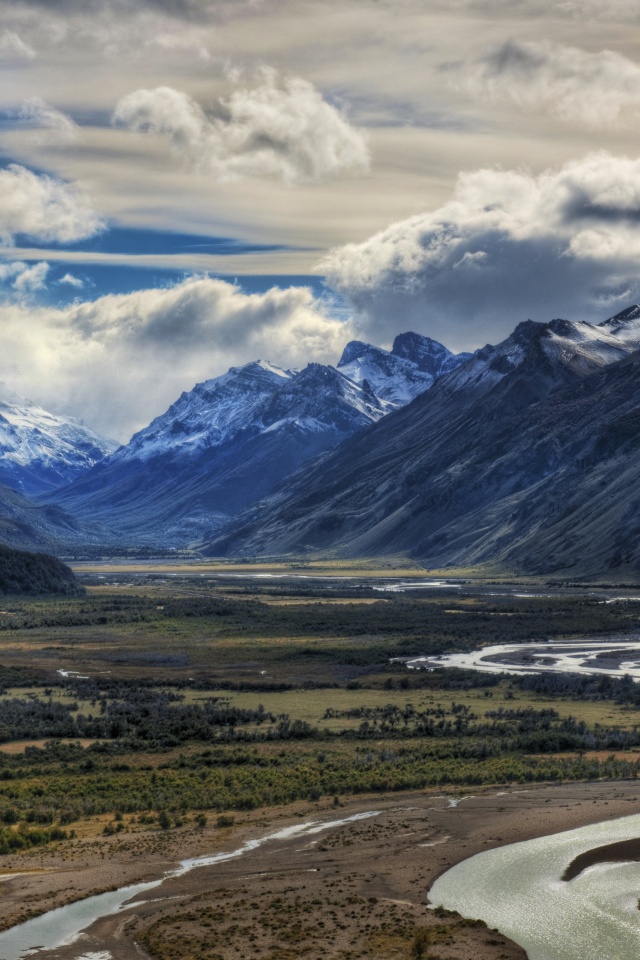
<box><xmin>3</xmin><ymin>781</ymin><xmax>640</xmax><ymax>960</ymax></box>
<box><xmin>3</xmin><ymin>572</ymin><xmax>640</xmax><ymax>959</ymax></box>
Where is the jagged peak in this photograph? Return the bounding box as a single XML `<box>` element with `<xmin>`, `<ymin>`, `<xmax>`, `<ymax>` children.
<box><xmin>337</xmin><ymin>340</ymin><xmax>387</xmax><ymax>367</ymax></box>
<box><xmin>595</xmin><ymin>304</ymin><xmax>640</xmax><ymax>347</ymax></box>
<box><xmin>601</xmin><ymin>304</ymin><xmax>640</xmax><ymax>325</ymax></box>
<box><xmin>392</xmin><ymin>330</ymin><xmax>449</xmax><ymax>357</ymax></box>
<box><xmin>226</xmin><ymin>359</ymin><xmax>292</xmax><ymax>379</ymax></box>
<box><xmin>296</xmin><ymin>362</ymin><xmax>346</xmax><ymax>383</ymax></box>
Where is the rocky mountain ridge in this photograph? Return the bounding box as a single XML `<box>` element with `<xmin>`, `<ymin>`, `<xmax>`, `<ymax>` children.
<box><xmin>40</xmin><ymin>331</ymin><xmax>462</xmax><ymax>545</ymax></box>
<box><xmin>205</xmin><ymin>309</ymin><xmax>640</xmax><ymax>575</ymax></box>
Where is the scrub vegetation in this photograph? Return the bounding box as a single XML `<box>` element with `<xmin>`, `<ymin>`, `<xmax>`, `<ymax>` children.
<box><xmin>1</xmin><ymin>573</ymin><xmax>640</xmax><ymax>846</ymax></box>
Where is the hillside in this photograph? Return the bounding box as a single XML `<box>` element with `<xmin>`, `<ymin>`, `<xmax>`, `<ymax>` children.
<box><xmin>0</xmin><ymin>543</ymin><xmax>80</xmax><ymax>595</ymax></box>
<box><xmin>205</xmin><ymin>315</ymin><xmax>640</xmax><ymax>575</ymax></box>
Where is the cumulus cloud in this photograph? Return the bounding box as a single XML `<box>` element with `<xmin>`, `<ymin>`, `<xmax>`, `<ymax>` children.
<box><xmin>113</xmin><ymin>70</ymin><xmax>370</xmax><ymax>183</ymax></box>
<box><xmin>0</xmin><ymin>260</ymin><xmax>49</xmax><ymax>293</ymax></box>
<box><xmin>19</xmin><ymin>98</ymin><xmax>80</xmax><ymax>142</ymax></box>
<box><xmin>58</xmin><ymin>272</ymin><xmax>84</xmax><ymax>289</ymax></box>
<box><xmin>0</xmin><ymin>276</ymin><xmax>353</xmax><ymax>441</ymax></box>
<box><xmin>0</xmin><ymin>164</ymin><xmax>103</xmax><ymax>245</ymax></box>
<box><xmin>322</xmin><ymin>151</ymin><xmax>640</xmax><ymax>345</ymax></box>
<box><xmin>456</xmin><ymin>39</ymin><xmax>640</xmax><ymax>127</ymax></box>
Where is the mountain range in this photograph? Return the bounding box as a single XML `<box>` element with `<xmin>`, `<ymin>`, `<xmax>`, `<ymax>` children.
<box><xmin>206</xmin><ymin>309</ymin><xmax>640</xmax><ymax>575</ymax></box>
<box><xmin>4</xmin><ymin>308</ymin><xmax>640</xmax><ymax>575</ymax></box>
<box><xmin>0</xmin><ymin>331</ymin><xmax>468</xmax><ymax>550</ymax></box>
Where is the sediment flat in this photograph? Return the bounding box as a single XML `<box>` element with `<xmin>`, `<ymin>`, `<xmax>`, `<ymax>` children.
<box><xmin>562</xmin><ymin>835</ymin><xmax>640</xmax><ymax>880</ymax></box>
<box><xmin>2</xmin><ymin>780</ymin><xmax>640</xmax><ymax>960</ymax></box>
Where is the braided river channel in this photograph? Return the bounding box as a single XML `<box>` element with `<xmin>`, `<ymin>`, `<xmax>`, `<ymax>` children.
<box><xmin>0</xmin><ymin>812</ymin><xmax>379</xmax><ymax>960</ymax></box>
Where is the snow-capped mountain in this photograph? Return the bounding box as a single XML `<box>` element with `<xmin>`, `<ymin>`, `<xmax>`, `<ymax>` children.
<box><xmin>337</xmin><ymin>332</ymin><xmax>471</xmax><ymax>407</ymax></box>
<box><xmin>113</xmin><ymin>360</ymin><xmax>294</xmax><ymax>465</ymax></box>
<box><xmin>598</xmin><ymin>304</ymin><xmax>640</xmax><ymax>347</ymax></box>
<box><xmin>440</xmin><ymin>318</ymin><xmax>634</xmax><ymax>402</ymax></box>
<box><xmin>48</xmin><ymin>359</ymin><xmax>391</xmax><ymax>544</ymax></box>
<box><xmin>206</xmin><ymin>314</ymin><xmax>640</xmax><ymax>569</ymax></box>
<box><xmin>0</xmin><ymin>383</ymin><xmax>117</xmax><ymax>495</ymax></box>
<box><xmin>44</xmin><ymin>329</ymin><xmax>462</xmax><ymax>545</ymax></box>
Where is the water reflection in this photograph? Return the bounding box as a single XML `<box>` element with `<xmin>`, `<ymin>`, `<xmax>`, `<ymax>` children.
<box><xmin>429</xmin><ymin>812</ymin><xmax>640</xmax><ymax>960</ymax></box>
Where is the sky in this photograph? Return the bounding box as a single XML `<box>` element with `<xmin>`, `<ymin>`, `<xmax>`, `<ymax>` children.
<box><xmin>3</xmin><ymin>0</ymin><xmax>640</xmax><ymax>441</ymax></box>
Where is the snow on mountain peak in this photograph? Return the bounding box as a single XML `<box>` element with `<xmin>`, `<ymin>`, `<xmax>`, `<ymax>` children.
<box><xmin>443</xmin><ymin>316</ymin><xmax>637</xmax><ymax>399</ymax></box>
<box><xmin>0</xmin><ymin>386</ymin><xmax>117</xmax><ymax>494</ymax></box>
<box><xmin>337</xmin><ymin>331</ymin><xmax>470</xmax><ymax>408</ymax></box>
<box><xmin>598</xmin><ymin>304</ymin><xmax>640</xmax><ymax>346</ymax></box>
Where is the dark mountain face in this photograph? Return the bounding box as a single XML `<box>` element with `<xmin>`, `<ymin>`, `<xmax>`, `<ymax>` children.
<box><xmin>0</xmin><ymin>482</ymin><xmax>93</xmax><ymax>554</ymax></box>
<box><xmin>205</xmin><ymin>317</ymin><xmax>640</xmax><ymax>575</ymax></box>
<box><xmin>391</xmin><ymin>331</ymin><xmax>472</xmax><ymax>377</ymax></box>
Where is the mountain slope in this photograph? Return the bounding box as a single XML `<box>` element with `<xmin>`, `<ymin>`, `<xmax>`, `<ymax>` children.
<box><xmin>0</xmin><ymin>384</ymin><xmax>117</xmax><ymax>495</ymax></box>
<box><xmin>47</xmin><ymin>360</ymin><xmax>391</xmax><ymax>544</ymax></box>
<box><xmin>0</xmin><ymin>482</ymin><xmax>94</xmax><ymax>553</ymax></box>
<box><xmin>205</xmin><ymin>317</ymin><xmax>640</xmax><ymax>574</ymax></box>
<box><xmin>599</xmin><ymin>304</ymin><xmax>640</xmax><ymax>346</ymax></box>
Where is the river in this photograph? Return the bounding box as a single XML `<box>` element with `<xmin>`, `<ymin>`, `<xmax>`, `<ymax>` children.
<box><xmin>403</xmin><ymin>638</ymin><xmax>640</xmax><ymax>680</ymax></box>
<box><xmin>0</xmin><ymin>811</ymin><xmax>379</xmax><ymax>960</ymax></box>
<box><xmin>429</xmin><ymin>811</ymin><xmax>640</xmax><ymax>960</ymax></box>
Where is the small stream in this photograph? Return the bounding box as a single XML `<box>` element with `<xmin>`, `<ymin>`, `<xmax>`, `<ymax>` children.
<box><xmin>0</xmin><ymin>811</ymin><xmax>379</xmax><ymax>960</ymax></box>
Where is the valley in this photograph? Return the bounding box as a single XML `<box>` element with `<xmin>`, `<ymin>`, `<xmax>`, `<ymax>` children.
<box><xmin>7</xmin><ymin>6</ymin><xmax>640</xmax><ymax>958</ymax></box>
<box><xmin>2</xmin><ymin>570</ymin><xmax>640</xmax><ymax>957</ymax></box>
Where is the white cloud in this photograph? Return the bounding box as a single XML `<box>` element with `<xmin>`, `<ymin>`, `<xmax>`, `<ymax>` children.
<box><xmin>0</xmin><ymin>260</ymin><xmax>49</xmax><ymax>293</ymax></box>
<box><xmin>113</xmin><ymin>70</ymin><xmax>370</xmax><ymax>183</ymax></box>
<box><xmin>0</xmin><ymin>29</ymin><xmax>35</xmax><ymax>62</ymax></box>
<box><xmin>322</xmin><ymin>151</ymin><xmax>640</xmax><ymax>345</ymax></box>
<box><xmin>19</xmin><ymin>97</ymin><xmax>80</xmax><ymax>142</ymax></box>
<box><xmin>0</xmin><ymin>275</ymin><xmax>353</xmax><ymax>441</ymax></box>
<box><xmin>456</xmin><ymin>39</ymin><xmax>640</xmax><ymax>127</ymax></box>
<box><xmin>58</xmin><ymin>272</ymin><xmax>84</xmax><ymax>289</ymax></box>
<box><xmin>12</xmin><ymin>260</ymin><xmax>49</xmax><ymax>293</ymax></box>
<box><xmin>0</xmin><ymin>164</ymin><xmax>103</xmax><ymax>245</ymax></box>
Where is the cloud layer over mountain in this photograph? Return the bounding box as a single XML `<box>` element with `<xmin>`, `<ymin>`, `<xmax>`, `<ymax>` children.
<box><xmin>0</xmin><ymin>276</ymin><xmax>351</xmax><ymax>442</ymax></box>
<box><xmin>322</xmin><ymin>151</ymin><xmax>640</xmax><ymax>344</ymax></box>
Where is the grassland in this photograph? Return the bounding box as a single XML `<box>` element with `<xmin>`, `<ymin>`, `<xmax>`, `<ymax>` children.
<box><xmin>0</xmin><ymin>571</ymin><xmax>639</xmax><ymax>843</ymax></box>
